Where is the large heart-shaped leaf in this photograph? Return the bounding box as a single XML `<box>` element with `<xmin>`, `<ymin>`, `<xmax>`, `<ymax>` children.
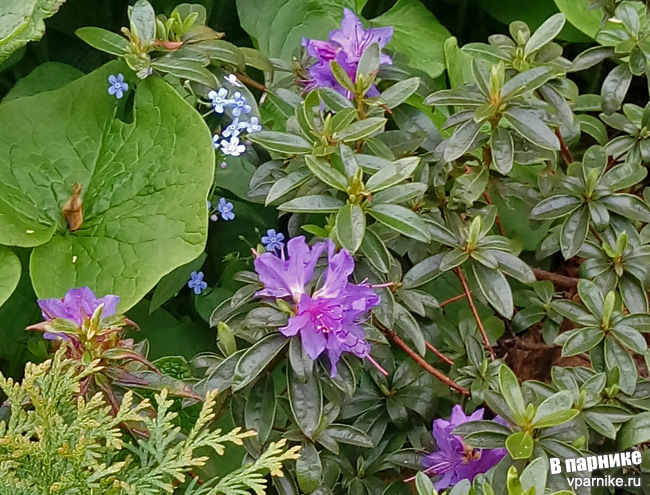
<box><xmin>0</xmin><ymin>61</ymin><xmax>214</xmax><ymax>310</ymax></box>
<box><xmin>0</xmin><ymin>0</ymin><xmax>67</xmax><ymax>63</ymax></box>
<box><xmin>0</xmin><ymin>246</ymin><xmax>21</xmax><ymax>308</ymax></box>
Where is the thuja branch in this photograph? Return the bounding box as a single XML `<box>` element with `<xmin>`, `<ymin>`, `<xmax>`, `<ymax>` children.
<box><xmin>454</xmin><ymin>267</ymin><xmax>495</xmax><ymax>356</ymax></box>
<box><xmin>531</xmin><ymin>267</ymin><xmax>578</xmax><ymax>289</ymax></box>
<box><xmin>376</xmin><ymin>320</ymin><xmax>469</xmax><ymax>396</ymax></box>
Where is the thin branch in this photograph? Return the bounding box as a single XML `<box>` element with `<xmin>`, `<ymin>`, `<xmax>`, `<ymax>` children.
<box><xmin>425</xmin><ymin>341</ymin><xmax>455</xmax><ymax>366</ymax></box>
<box><xmin>376</xmin><ymin>320</ymin><xmax>470</xmax><ymax>396</ymax></box>
<box><xmin>454</xmin><ymin>267</ymin><xmax>495</xmax><ymax>356</ymax></box>
<box><xmin>555</xmin><ymin>128</ymin><xmax>574</xmax><ymax>165</ymax></box>
<box><xmin>236</xmin><ymin>72</ymin><xmax>266</xmax><ymax>92</ymax></box>
<box><xmin>531</xmin><ymin>267</ymin><xmax>578</xmax><ymax>289</ymax></box>
<box><xmin>439</xmin><ymin>292</ymin><xmax>468</xmax><ymax>307</ymax></box>
<box><xmin>483</xmin><ymin>191</ymin><xmax>505</xmax><ymax>236</ymax></box>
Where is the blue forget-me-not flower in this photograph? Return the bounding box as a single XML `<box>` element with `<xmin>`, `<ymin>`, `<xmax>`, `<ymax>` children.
<box><xmin>261</xmin><ymin>229</ymin><xmax>285</xmax><ymax>251</ymax></box>
<box><xmin>217</xmin><ymin>198</ymin><xmax>235</xmax><ymax>220</ymax></box>
<box><xmin>208</xmin><ymin>88</ymin><xmax>231</xmax><ymax>113</ymax></box>
<box><xmin>220</xmin><ymin>136</ymin><xmax>246</xmax><ymax>157</ymax></box>
<box><xmin>108</xmin><ymin>74</ymin><xmax>129</xmax><ymax>99</ymax></box>
<box><xmin>188</xmin><ymin>271</ymin><xmax>208</xmax><ymax>295</ymax></box>
<box><xmin>231</xmin><ymin>92</ymin><xmax>252</xmax><ymax>116</ymax></box>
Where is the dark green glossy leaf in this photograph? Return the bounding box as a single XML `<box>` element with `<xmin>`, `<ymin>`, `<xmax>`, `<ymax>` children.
<box><xmin>367</xmin><ymin>204</ymin><xmax>430</xmax><ymax>242</ymax></box>
<box><xmin>288</xmin><ymin>367</ymin><xmax>322</xmax><ymax>439</ymax></box>
<box><xmin>232</xmin><ymin>333</ymin><xmax>288</xmax><ymax>391</ymax></box>
<box><xmin>336</xmin><ymin>203</ymin><xmax>366</xmax><ymax>254</ymax></box>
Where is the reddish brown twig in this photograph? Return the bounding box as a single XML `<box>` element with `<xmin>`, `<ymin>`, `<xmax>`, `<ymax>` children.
<box><xmin>555</xmin><ymin>129</ymin><xmax>574</xmax><ymax>166</ymax></box>
<box><xmin>439</xmin><ymin>292</ymin><xmax>468</xmax><ymax>307</ymax></box>
<box><xmin>236</xmin><ymin>72</ymin><xmax>266</xmax><ymax>92</ymax></box>
<box><xmin>425</xmin><ymin>341</ymin><xmax>455</xmax><ymax>366</ymax></box>
<box><xmin>531</xmin><ymin>268</ymin><xmax>578</xmax><ymax>289</ymax></box>
<box><xmin>454</xmin><ymin>267</ymin><xmax>495</xmax><ymax>356</ymax></box>
<box><xmin>377</xmin><ymin>321</ymin><xmax>469</xmax><ymax>396</ymax></box>
<box><xmin>483</xmin><ymin>191</ymin><xmax>505</xmax><ymax>236</ymax></box>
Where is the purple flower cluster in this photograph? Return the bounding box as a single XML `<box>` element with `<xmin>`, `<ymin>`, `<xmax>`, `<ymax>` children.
<box><xmin>37</xmin><ymin>287</ymin><xmax>120</xmax><ymax>340</ymax></box>
<box><xmin>422</xmin><ymin>405</ymin><xmax>507</xmax><ymax>490</ymax></box>
<box><xmin>302</xmin><ymin>9</ymin><xmax>393</xmax><ymax>97</ymax></box>
<box><xmin>254</xmin><ymin>236</ymin><xmax>379</xmax><ymax>375</ymax></box>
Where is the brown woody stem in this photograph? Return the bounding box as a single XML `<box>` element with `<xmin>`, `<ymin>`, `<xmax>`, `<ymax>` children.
<box><xmin>236</xmin><ymin>72</ymin><xmax>266</xmax><ymax>92</ymax></box>
<box><xmin>555</xmin><ymin>129</ymin><xmax>574</xmax><ymax>165</ymax></box>
<box><xmin>425</xmin><ymin>341</ymin><xmax>455</xmax><ymax>366</ymax></box>
<box><xmin>439</xmin><ymin>292</ymin><xmax>468</xmax><ymax>307</ymax></box>
<box><xmin>377</xmin><ymin>320</ymin><xmax>469</xmax><ymax>396</ymax></box>
<box><xmin>531</xmin><ymin>267</ymin><xmax>578</xmax><ymax>289</ymax></box>
<box><xmin>454</xmin><ymin>267</ymin><xmax>496</xmax><ymax>356</ymax></box>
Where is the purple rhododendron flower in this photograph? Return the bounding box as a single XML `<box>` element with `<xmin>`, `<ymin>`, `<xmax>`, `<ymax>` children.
<box><xmin>38</xmin><ymin>287</ymin><xmax>120</xmax><ymax>340</ymax></box>
<box><xmin>422</xmin><ymin>405</ymin><xmax>507</xmax><ymax>490</ymax></box>
<box><xmin>254</xmin><ymin>236</ymin><xmax>379</xmax><ymax>375</ymax></box>
<box><xmin>302</xmin><ymin>8</ymin><xmax>393</xmax><ymax>97</ymax></box>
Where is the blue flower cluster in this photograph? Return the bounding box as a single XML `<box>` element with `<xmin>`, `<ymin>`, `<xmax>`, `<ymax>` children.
<box><xmin>207</xmin><ymin>198</ymin><xmax>235</xmax><ymax>222</ymax></box>
<box><xmin>208</xmin><ymin>76</ymin><xmax>262</xmax><ymax>157</ymax></box>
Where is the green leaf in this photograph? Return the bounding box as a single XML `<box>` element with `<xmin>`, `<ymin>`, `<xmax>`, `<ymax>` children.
<box><xmin>367</xmin><ymin>204</ymin><xmax>430</xmax><ymax>242</ymax></box>
<box><xmin>560</xmin><ymin>205</ymin><xmax>590</xmax><ymax>259</ymax></box>
<box><xmin>601</xmin><ymin>64</ymin><xmax>633</xmax><ymax>115</ymax></box>
<box><xmin>583</xmin><ymin>410</ymin><xmax>617</xmax><ymax>439</ymax></box>
<box><xmin>305</xmin><ymin>155</ymin><xmax>348</xmax><ymax>191</ymax></box>
<box><xmin>450</xmin><ymin>166</ymin><xmax>489</xmax><ymax>207</ymax></box>
<box><xmin>394</xmin><ymin>302</ymin><xmax>426</xmax><ymax>356</ymax></box>
<box><xmin>491</xmin><ymin>127</ymin><xmax>514</xmax><ymax>175</ymax></box>
<box><xmin>619</xmin><ymin>411</ymin><xmax>650</xmax><ymax>449</ymax></box>
<box><xmin>444</xmin><ymin>120</ymin><xmax>483</xmax><ymax>162</ymax></box>
<box><xmin>402</xmin><ymin>253</ymin><xmax>444</xmax><ymax>288</ymax></box>
<box><xmin>266</xmin><ymin>169</ymin><xmax>311</xmax><ymax>205</ymax></box>
<box><xmin>336</xmin><ymin>118</ymin><xmax>387</xmax><ymax>143</ymax></box>
<box><xmin>486</xmin><ymin>250</ymin><xmax>535</xmax><ymax>284</ymax></box>
<box><xmin>599</xmin><ymin>194</ymin><xmax>650</xmax><ymax>222</ymax></box>
<box><xmin>289</xmin><ymin>336</ymin><xmax>314</xmax><ymax>383</ymax></box>
<box><xmin>372</xmin><ymin>0</ymin><xmax>450</xmax><ymax>78</ymax></box>
<box><xmin>360</xmin><ymin>228</ymin><xmax>391</xmax><ymax>274</ymax></box>
<box><xmin>152</xmin><ymin>56</ymin><xmax>217</xmax><ymax>89</ymax></box>
<box><xmin>365</xmin><ymin>157</ymin><xmax>419</xmax><ymax>193</ymax></box>
<box><xmin>76</xmin><ymin>27</ymin><xmax>130</xmax><ymax>56</ymax></box>
<box><xmin>611</xmin><ymin>324</ymin><xmax>647</xmax><ymax>354</ymax></box>
<box><xmin>150</xmin><ymin>252</ymin><xmax>207</xmax><ymax>313</ymax></box>
<box><xmin>554</xmin><ymin>0</ymin><xmax>602</xmax><ymax>38</ymax></box>
<box><xmin>0</xmin><ymin>246</ymin><xmax>21</xmax><ymax>308</ymax></box>
<box><xmin>248</xmin><ymin>131</ymin><xmax>313</xmax><ymax>155</ymax></box>
<box><xmin>0</xmin><ymin>0</ymin><xmax>67</xmax><ymax>63</ymax></box>
<box><xmin>336</xmin><ymin>203</ymin><xmax>366</xmax><ymax>253</ymax></box>
<box><xmin>373</xmin><ymin>183</ymin><xmax>427</xmax><ymax>205</ymax></box>
<box><xmin>296</xmin><ymin>442</ymin><xmax>322</xmax><ymax>494</ymax></box>
<box><xmin>240</xmin><ymin>46</ymin><xmax>274</xmax><ymax>77</ymax></box>
<box><xmin>533</xmin><ymin>390</ymin><xmax>578</xmax><ymax>428</ymax></box>
<box><xmin>356</xmin><ymin>42</ymin><xmax>380</xmax><ymax>79</ymax></box>
<box><xmin>503</xmin><ymin>108</ymin><xmax>560</xmax><ymax>151</ymax></box>
<box><xmin>0</xmin><ymin>63</ymin><xmax>214</xmax><ymax>310</ymax></box>
<box><xmin>530</xmin><ymin>195</ymin><xmax>582</xmax><ymax>220</ymax></box>
<box><xmin>605</xmin><ymin>335</ymin><xmax>637</xmax><ymax>395</ymax></box>
<box><xmin>577</xmin><ymin>279</ymin><xmax>604</xmax><ymax>316</ymax></box>
<box><xmin>521</xmin><ymin>458</ymin><xmax>547</xmax><ymax>495</ymax></box>
<box><xmin>288</xmin><ymin>367</ymin><xmax>323</xmax><ymax>439</ymax></box>
<box><xmin>524</xmin><ymin>13</ymin><xmax>565</xmax><ymax>57</ymax></box>
<box><xmin>4</xmin><ymin>62</ymin><xmax>83</xmax><ymax>102</ymax></box>
<box><xmin>330</xmin><ymin>60</ymin><xmax>355</xmax><ymax>92</ymax></box>
<box><xmin>561</xmin><ymin>328</ymin><xmax>604</xmax><ymax>357</ymax></box>
<box><xmin>506</xmin><ymin>431</ymin><xmax>534</xmax><ymax>460</ymax></box>
<box><xmin>319</xmin><ymin>87</ymin><xmax>354</xmax><ymax>111</ymax></box>
<box><xmin>381</xmin><ymin>78</ymin><xmax>421</xmax><ymax>109</ymax></box>
<box><xmin>472</xmin><ymin>261</ymin><xmax>514</xmax><ymax>318</ymax></box>
<box><xmin>245</xmin><ymin>373</ymin><xmax>276</xmax><ymax>444</ymax></box>
<box><xmin>499</xmin><ymin>365</ymin><xmax>526</xmax><ymax>420</ymax></box>
<box><xmin>232</xmin><ymin>333</ymin><xmax>289</xmax><ymax>391</ymax></box>
<box><xmin>415</xmin><ymin>472</ymin><xmax>438</xmax><ymax>495</ymax></box>
<box><xmin>279</xmin><ymin>195</ymin><xmax>345</xmax><ymax>213</ymax></box>
<box><xmin>129</xmin><ymin>0</ymin><xmax>156</xmax><ymax>45</ymax></box>
<box><xmin>322</xmin><ymin>424</ymin><xmax>373</xmax><ymax>447</ymax></box>
<box><xmin>200</xmin><ymin>40</ymin><xmax>246</xmax><ymax>71</ymax></box>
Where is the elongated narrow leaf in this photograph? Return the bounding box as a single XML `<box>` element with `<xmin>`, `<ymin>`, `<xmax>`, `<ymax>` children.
<box><xmin>249</xmin><ymin>131</ymin><xmax>313</xmax><ymax>154</ymax></box>
<box><xmin>501</xmin><ymin>67</ymin><xmax>558</xmax><ymax>98</ymax></box>
<box><xmin>560</xmin><ymin>205</ymin><xmax>590</xmax><ymax>259</ymax></box>
<box><xmin>444</xmin><ymin>119</ymin><xmax>482</xmax><ymax>162</ymax></box>
<box><xmin>491</xmin><ymin>127</ymin><xmax>514</xmax><ymax>174</ymax></box>
<box><xmin>531</xmin><ymin>195</ymin><xmax>582</xmax><ymax>220</ymax></box>
<box><xmin>524</xmin><ymin>14</ymin><xmax>565</xmax><ymax>58</ymax></box>
<box><xmin>601</xmin><ymin>64</ymin><xmax>633</xmax><ymax>115</ymax></box>
<box><xmin>305</xmin><ymin>155</ymin><xmax>348</xmax><ymax>191</ymax></box>
<box><xmin>605</xmin><ymin>335</ymin><xmax>637</xmax><ymax>395</ymax></box>
<box><xmin>504</xmin><ymin>108</ymin><xmax>560</xmax><ymax>151</ymax></box>
<box><xmin>288</xmin><ymin>368</ymin><xmax>322</xmax><ymax>439</ymax></box>
<box><xmin>599</xmin><ymin>194</ymin><xmax>650</xmax><ymax>222</ymax></box>
<box><xmin>336</xmin><ymin>203</ymin><xmax>365</xmax><ymax>254</ymax></box>
<box><xmin>360</xmin><ymin>228</ymin><xmax>391</xmax><ymax>274</ymax></box>
<box><xmin>336</xmin><ymin>118</ymin><xmax>387</xmax><ymax>143</ymax></box>
<box><xmin>76</xmin><ymin>27</ymin><xmax>130</xmax><ymax>56</ymax></box>
<box><xmin>0</xmin><ymin>246</ymin><xmax>20</xmax><ymax>308</ymax></box>
<box><xmin>266</xmin><ymin>169</ymin><xmax>311</xmax><ymax>205</ymax></box>
<box><xmin>381</xmin><ymin>77</ymin><xmax>421</xmax><ymax>108</ymax></box>
<box><xmin>394</xmin><ymin>302</ymin><xmax>426</xmax><ymax>356</ymax></box>
<box><xmin>373</xmin><ymin>183</ymin><xmax>427</xmax><ymax>204</ymax></box>
<box><xmin>232</xmin><ymin>334</ymin><xmax>289</xmax><ymax>391</ymax></box>
<box><xmin>471</xmin><ymin>261</ymin><xmax>514</xmax><ymax>318</ymax></box>
<box><xmin>279</xmin><ymin>195</ymin><xmax>345</xmax><ymax>213</ymax></box>
<box><xmin>368</xmin><ymin>205</ymin><xmax>430</xmax><ymax>242</ymax></box>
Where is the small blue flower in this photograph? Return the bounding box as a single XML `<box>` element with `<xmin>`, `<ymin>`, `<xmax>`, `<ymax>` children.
<box><xmin>231</xmin><ymin>92</ymin><xmax>252</xmax><ymax>116</ymax></box>
<box><xmin>217</xmin><ymin>198</ymin><xmax>235</xmax><ymax>220</ymax></box>
<box><xmin>223</xmin><ymin>118</ymin><xmax>242</xmax><ymax>138</ymax></box>
<box><xmin>242</xmin><ymin>116</ymin><xmax>262</xmax><ymax>133</ymax></box>
<box><xmin>220</xmin><ymin>136</ymin><xmax>246</xmax><ymax>156</ymax></box>
<box><xmin>108</xmin><ymin>74</ymin><xmax>129</xmax><ymax>99</ymax></box>
<box><xmin>224</xmin><ymin>74</ymin><xmax>243</xmax><ymax>87</ymax></box>
<box><xmin>212</xmin><ymin>134</ymin><xmax>221</xmax><ymax>150</ymax></box>
<box><xmin>207</xmin><ymin>88</ymin><xmax>231</xmax><ymax>113</ymax></box>
<box><xmin>188</xmin><ymin>271</ymin><xmax>208</xmax><ymax>295</ymax></box>
<box><xmin>261</xmin><ymin>229</ymin><xmax>285</xmax><ymax>251</ymax></box>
